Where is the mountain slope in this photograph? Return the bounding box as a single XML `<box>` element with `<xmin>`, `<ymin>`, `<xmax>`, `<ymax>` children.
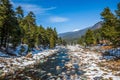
<box><xmin>59</xmin><ymin>21</ymin><xmax>103</xmax><ymax>41</ymax></box>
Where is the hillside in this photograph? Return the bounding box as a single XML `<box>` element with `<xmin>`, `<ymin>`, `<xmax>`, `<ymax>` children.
<box><xmin>59</xmin><ymin>21</ymin><xmax>103</xmax><ymax>42</ymax></box>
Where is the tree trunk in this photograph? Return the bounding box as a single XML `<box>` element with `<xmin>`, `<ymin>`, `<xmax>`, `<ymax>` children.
<box><xmin>0</xmin><ymin>35</ymin><xmax>4</xmax><ymax>46</ymax></box>
<box><xmin>0</xmin><ymin>28</ymin><xmax>5</xmax><ymax>47</ymax></box>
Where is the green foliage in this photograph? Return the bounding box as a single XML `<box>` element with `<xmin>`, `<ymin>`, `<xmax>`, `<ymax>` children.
<box><xmin>94</xmin><ymin>29</ymin><xmax>102</xmax><ymax>44</ymax></box>
<box><xmin>101</xmin><ymin>7</ymin><xmax>117</xmax><ymax>42</ymax></box>
<box><xmin>84</xmin><ymin>29</ymin><xmax>95</xmax><ymax>46</ymax></box>
<box><xmin>78</xmin><ymin>3</ymin><xmax>120</xmax><ymax>47</ymax></box>
<box><xmin>115</xmin><ymin>2</ymin><xmax>120</xmax><ymax>45</ymax></box>
<box><xmin>116</xmin><ymin>3</ymin><xmax>120</xmax><ymax>18</ymax></box>
<box><xmin>56</xmin><ymin>37</ymin><xmax>67</xmax><ymax>46</ymax></box>
<box><xmin>57</xmin><ymin>37</ymin><xmax>63</xmax><ymax>45</ymax></box>
<box><xmin>78</xmin><ymin>29</ymin><xmax>102</xmax><ymax>46</ymax></box>
<box><xmin>50</xmin><ymin>35</ymin><xmax>55</xmax><ymax>48</ymax></box>
<box><xmin>78</xmin><ymin>36</ymin><xmax>85</xmax><ymax>46</ymax></box>
<box><xmin>16</xmin><ymin>6</ymin><xmax>24</xmax><ymax>20</ymax></box>
<box><xmin>46</xmin><ymin>27</ymin><xmax>58</xmax><ymax>48</ymax></box>
<box><xmin>0</xmin><ymin>0</ymin><xmax>60</xmax><ymax>50</ymax></box>
<box><xmin>0</xmin><ymin>0</ymin><xmax>20</xmax><ymax>47</ymax></box>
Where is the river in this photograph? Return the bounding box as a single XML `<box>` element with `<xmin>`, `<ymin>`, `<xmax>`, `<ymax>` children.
<box><xmin>4</xmin><ymin>48</ymin><xmax>83</xmax><ymax>80</ymax></box>
<box><xmin>32</xmin><ymin>49</ymin><xmax>82</xmax><ymax>80</ymax></box>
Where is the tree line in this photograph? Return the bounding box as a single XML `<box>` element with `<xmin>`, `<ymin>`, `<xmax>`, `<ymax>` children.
<box><xmin>0</xmin><ymin>0</ymin><xmax>64</xmax><ymax>50</ymax></box>
<box><xmin>78</xmin><ymin>2</ymin><xmax>120</xmax><ymax>47</ymax></box>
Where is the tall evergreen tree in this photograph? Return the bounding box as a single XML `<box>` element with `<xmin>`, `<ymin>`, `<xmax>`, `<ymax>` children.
<box><xmin>94</xmin><ymin>29</ymin><xmax>102</xmax><ymax>44</ymax></box>
<box><xmin>16</xmin><ymin>6</ymin><xmax>24</xmax><ymax>21</ymax></box>
<box><xmin>0</xmin><ymin>0</ymin><xmax>20</xmax><ymax>47</ymax></box>
<box><xmin>0</xmin><ymin>0</ymin><xmax>59</xmax><ymax>52</ymax></box>
<box><xmin>101</xmin><ymin>7</ymin><xmax>117</xmax><ymax>45</ymax></box>
<box><xmin>115</xmin><ymin>2</ymin><xmax>120</xmax><ymax>45</ymax></box>
<box><xmin>22</xmin><ymin>11</ymin><xmax>37</xmax><ymax>48</ymax></box>
<box><xmin>116</xmin><ymin>3</ymin><xmax>120</xmax><ymax>19</ymax></box>
<box><xmin>78</xmin><ymin>35</ymin><xmax>85</xmax><ymax>46</ymax></box>
<box><xmin>15</xmin><ymin>6</ymin><xmax>24</xmax><ymax>44</ymax></box>
<box><xmin>50</xmin><ymin>34</ymin><xmax>55</xmax><ymax>48</ymax></box>
<box><xmin>85</xmin><ymin>29</ymin><xmax>95</xmax><ymax>46</ymax></box>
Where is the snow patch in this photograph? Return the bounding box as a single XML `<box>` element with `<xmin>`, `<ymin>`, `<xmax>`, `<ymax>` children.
<box><xmin>72</xmin><ymin>29</ymin><xmax>80</xmax><ymax>32</ymax></box>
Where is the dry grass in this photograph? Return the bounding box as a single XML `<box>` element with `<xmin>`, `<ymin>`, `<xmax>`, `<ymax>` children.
<box><xmin>98</xmin><ymin>60</ymin><xmax>120</xmax><ymax>72</ymax></box>
<box><xmin>101</xmin><ymin>46</ymin><xmax>113</xmax><ymax>50</ymax></box>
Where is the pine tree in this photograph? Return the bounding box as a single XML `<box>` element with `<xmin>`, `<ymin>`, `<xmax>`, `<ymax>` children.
<box><xmin>115</xmin><ymin>2</ymin><xmax>120</xmax><ymax>45</ymax></box>
<box><xmin>85</xmin><ymin>29</ymin><xmax>95</xmax><ymax>46</ymax></box>
<box><xmin>94</xmin><ymin>29</ymin><xmax>102</xmax><ymax>44</ymax></box>
<box><xmin>16</xmin><ymin>6</ymin><xmax>24</xmax><ymax>21</ymax></box>
<box><xmin>57</xmin><ymin>37</ymin><xmax>63</xmax><ymax>45</ymax></box>
<box><xmin>15</xmin><ymin>6</ymin><xmax>24</xmax><ymax>44</ymax></box>
<box><xmin>101</xmin><ymin>7</ymin><xmax>117</xmax><ymax>45</ymax></box>
<box><xmin>78</xmin><ymin>36</ymin><xmax>85</xmax><ymax>45</ymax></box>
<box><xmin>36</xmin><ymin>25</ymin><xmax>46</xmax><ymax>46</ymax></box>
<box><xmin>22</xmin><ymin>11</ymin><xmax>37</xmax><ymax>48</ymax></box>
<box><xmin>50</xmin><ymin>35</ymin><xmax>55</xmax><ymax>48</ymax></box>
<box><xmin>116</xmin><ymin>3</ymin><xmax>120</xmax><ymax>19</ymax></box>
<box><xmin>0</xmin><ymin>0</ymin><xmax>20</xmax><ymax>47</ymax></box>
<box><xmin>0</xmin><ymin>0</ymin><xmax>59</xmax><ymax>51</ymax></box>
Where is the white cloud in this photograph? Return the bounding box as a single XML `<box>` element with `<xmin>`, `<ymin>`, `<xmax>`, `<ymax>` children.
<box><xmin>21</xmin><ymin>4</ymin><xmax>56</xmax><ymax>14</ymax></box>
<box><xmin>49</xmin><ymin>16</ymin><xmax>69</xmax><ymax>23</ymax></box>
<box><xmin>12</xmin><ymin>2</ymin><xmax>56</xmax><ymax>15</ymax></box>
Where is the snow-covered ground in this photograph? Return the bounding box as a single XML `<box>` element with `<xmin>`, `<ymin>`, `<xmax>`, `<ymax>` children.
<box><xmin>0</xmin><ymin>48</ymin><xmax>59</xmax><ymax>76</ymax></box>
<box><xmin>0</xmin><ymin>52</ymin><xmax>9</xmax><ymax>57</ymax></box>
<box><xmin>0</xmin><ymin>45</ymin><xmax>120</xmax><ymax>79</ymax></box>
<box><xmin>67</xmin><ymin>45</ymin><xmax>120</xmax><ymax>80</ymax></box>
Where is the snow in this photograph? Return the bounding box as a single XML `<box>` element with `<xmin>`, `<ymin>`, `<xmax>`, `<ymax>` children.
<box><xmin>0</xmin><ymin>48</ymin><xmax>59</xmax><ymax>74</ymax></box>
<box><xmin>67</xmin><ymin>45</ymin><xmax>120</xmax><ymax>80</ymax></box>
<box><xmin>102</xmin><ymin>47</ymin><xmax>120</xmax><ymax>60</ymax></box>
<box><xmin>72</xmin><ymin>29</ymin><xmax>80</xmax><ymax>32</ymax></box>
<box><xmin>67</xmin><ymin>45</ymin><xmax>83</xmax><ymax>52</ymax></box>
<box><xmin>0</xmin><ymin>44</ymin><xmax>48</xmax><ymax>57</ymax></box>
<box><xmin>22</xmin><ymin>61</ymin><xmax>35</xmax><ymax>66</ymax></box>
<box><xmin>13</xmin><ymin>44</ymin><xmax>28</xmax><ymax>56</ymax></box>
<box><xmin>0</xmin><ymin>52</ymin><xmax>9</xmax><ymax>57</ymax></box>
<box><xmin>108</xmin><ymin>48</ymin><xmax>120</xmax><ymax>56</ymax></box>
<box><xmin>0</xmin><ymin>45</ymin><xmax>120</xmax><ymax>79</ymax></box>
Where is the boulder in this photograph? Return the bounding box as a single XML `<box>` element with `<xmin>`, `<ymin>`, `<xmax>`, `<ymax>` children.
<box><xmin>65</xmin><ymin>62</ymin><xmax>73</xmax><ymax>69</ymax></box>
<box><xmin>0</xmin><ymin>72</ymin><xmax>6</xmax><ymax>79</ymax></box>
<box><xmin>26</xmin><ymin>52</ymin><xmax>33</xmax><ymax>58</ymax></box>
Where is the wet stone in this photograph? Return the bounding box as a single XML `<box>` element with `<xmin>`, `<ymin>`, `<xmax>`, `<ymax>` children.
<box><xmin>93</xmin><ymin>76</ymin><xmax>103</xmax><ymax>80</ymax></box>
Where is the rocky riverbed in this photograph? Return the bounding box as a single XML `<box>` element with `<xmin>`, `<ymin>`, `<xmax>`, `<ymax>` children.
<box><xmin>0</xmin><ymin>45</ymin><xmax>120</xmax><ymax>80</ymax></box>
<box><xmin>0</xmin><ymin>48</ymin><xmax>59</xmax><ymax>79</ymax></box>
<box><xmin>67</xmin><ymin>45</ymin><xmax>120</xmax><ymax>80</ymax></box>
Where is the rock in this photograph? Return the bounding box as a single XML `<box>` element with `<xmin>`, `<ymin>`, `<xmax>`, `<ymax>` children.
<box><xmin>26</xmin><ymin>52</ymin><xmax>33</xmax><ymax>58</ymax></box>
<box><xmin>93</xmin><ymin>76</ymin><xmax>103</xmax><ymax>80</ymax></box>
<box><xmin>109</xmin><ymin>77</ymin><xmax>113</xmax><ymax>80</ymax></box>
<box><xmin>61</xmin><ymin>72</ymin><xmax>65</xmax><ymax>75</ymax></box>
<box><xmin>66</xmin><ymin>71</ymin><xmax>70</xmax><ymax>74</ymax></box>
<box><xmin>19</xmin><ymin>74</ymin><xmax>24</xmax><ymax>77</ymax></box>
<box><xmin>71</xmin><ymin>69</ymin><xmax>76</xmax><ymax>74</ymax></box>
<box><xmin>56</xmin><ymin>66</ymin><xmax>60</xmax><ymax>70</ymax></box>
<box><xmin>65</xmin><ymin>63</ymin><xmax>73</xmax><ymax>68</ymax></box>
<box><xmin>47</xmin><ymin>73</ymin><xmax>52</xmax><ymax>76</ymax></box>
<box><xmin>70</xmin><ymin>75</ymin><xmax>74</xmax><ymax>80</ymax></box>
<box><xmin>56</xmin><ymin>77</ymin><xmax>61</xmax><ymax>80</ymax></box>
<box><xmin>0</xmin><ymin>72</ymin><xmax>6</xmax><ymax>79</ymax></box>
<box><xmin>9</xmin><ymin>69</ymin><xmax>15</xmax><ymax>74</ymax></box>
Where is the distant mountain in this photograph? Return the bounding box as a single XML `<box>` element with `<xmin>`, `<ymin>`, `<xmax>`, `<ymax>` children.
<box><xmin>91</xmin><ymin>21</ymin><xmax>103</xmax><ymax>30</ymax></box>
<box><xmin>59</xmin><ymin>21</ymin><xmax>103</xmax><ymax>42</ymax></box>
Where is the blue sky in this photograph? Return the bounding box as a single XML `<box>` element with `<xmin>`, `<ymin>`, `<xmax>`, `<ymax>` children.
<box><xmin>11</xmin><ymin>0</ymin><xmax>119</xmax><ymax>33</ymax></box>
